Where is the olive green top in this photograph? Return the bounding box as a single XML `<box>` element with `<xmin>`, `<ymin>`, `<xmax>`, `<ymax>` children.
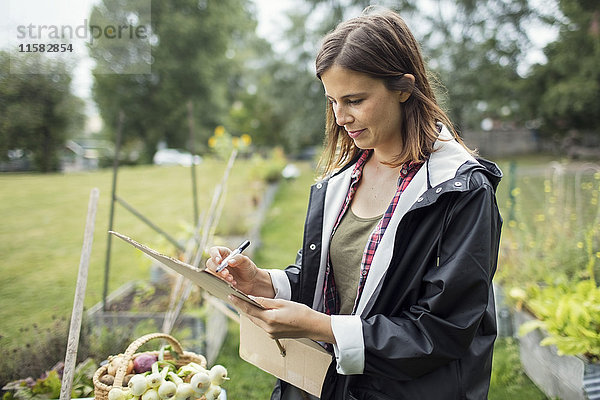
<box><xmin>329</xmin><ymin>209</ymin><xmax>382</xmax><ymax>315</ymax></box>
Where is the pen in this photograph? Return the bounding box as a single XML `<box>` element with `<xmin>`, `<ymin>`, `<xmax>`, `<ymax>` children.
<box><xmin>216</xmin><ymin>240</ymin><xmax>250</xmax><ymax>272</ymax></box>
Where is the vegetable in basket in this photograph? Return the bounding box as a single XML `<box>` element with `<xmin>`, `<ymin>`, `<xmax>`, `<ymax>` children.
<box><xmin>134</xmin><ymin>354</ymin><xmax>159</xmax><ymax>374</ymax></box>
<box><xmin>107</xmin><ymin>360</ymin><xmax>229</xmax><ymax>400</ymax></box>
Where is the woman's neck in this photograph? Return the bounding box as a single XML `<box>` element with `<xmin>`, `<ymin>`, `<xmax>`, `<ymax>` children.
<box><xmin>370</xmin><ymin>148</ymin><xmax>400</xmax><ymax>169</ymax></box>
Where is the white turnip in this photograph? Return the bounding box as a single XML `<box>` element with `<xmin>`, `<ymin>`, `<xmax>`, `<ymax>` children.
<box><xmin>166</xmin><ymin>372</ymin><xmax>193</xmax><ymax>400</ymax></box>
<box><xmin>189</xmin><ymin>371</ymin><xmax>211</xmax><ymax>396</ymax></box>
<box><xmin>146</xmin><ymin>362</ymin><xmax>163</xmax><ymax>388</ymax></box>
<box><xmin>174</xmin><ymin>383</ymin><xmax>194</xmax><ymax>400</ymax></box>
<box><xmin>141</xmin><ymin>388</ymin><xmax>159</xmax><ymax>400</ymax></box>
<box><xmin>108</xmin><ymin>387</ymin><xmax>129</xmax><ymax>400</ymax></box>
<box><xmin>208</xmin><ymin>365</ymin><xmax>229</xmax><ymax>386</ymax></box>
<box><xmin>203</xmin><ymin>385</ymin><xmax>222</xmax><ymax>400</ymax></box>
<box><xmin>128</xmin><ymin>374</ymin><xmax>148</xmax><ymax>397</ymax></box>
<box><xmin>157</xmin><ymin>380</ymin><xmax>177</xmax><ymax>400</ymax></box>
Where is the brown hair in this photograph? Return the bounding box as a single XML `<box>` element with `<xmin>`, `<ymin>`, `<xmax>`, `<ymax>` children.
<box><xmin>315</xmin><ymin>8</ymin><xmax>469</xmax><ymax>176</ymax></box>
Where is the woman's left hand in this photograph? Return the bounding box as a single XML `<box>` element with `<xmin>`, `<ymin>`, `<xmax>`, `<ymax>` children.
<box><xmin>228</xmin><ymin>295</ymin><xmax>335</xmax><ymax>344</ymax></box>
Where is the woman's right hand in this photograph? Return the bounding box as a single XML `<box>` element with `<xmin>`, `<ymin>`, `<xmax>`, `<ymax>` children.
<box><xmin>206</xmin><ymin>246</ymin><xmax>275</xmax><ymax>298</ymax></box>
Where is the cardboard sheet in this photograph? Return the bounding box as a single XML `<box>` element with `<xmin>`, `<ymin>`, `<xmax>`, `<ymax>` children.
<box><xmin>239</xmin><ymin>316</ymin><xmax>331</xmax><ymax>397</ymax></box>
<box><xmin>111</xmin><ymin>231</ymin><xmax>332</xmax><ymax>397</ymax></box>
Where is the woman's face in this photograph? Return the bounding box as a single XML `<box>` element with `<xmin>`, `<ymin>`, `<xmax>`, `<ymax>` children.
<box><xmin>321</xmin><ymin>65</ymin><xmax>406</xmax><ymax>157</ymax></box>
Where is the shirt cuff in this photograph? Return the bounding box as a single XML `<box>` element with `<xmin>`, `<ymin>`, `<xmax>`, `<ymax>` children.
<box><xmin>331</xmin><ymin>315</ymin><xmax>365</xmax><ymax>375</ymax></box>
<box><xmin>266</xmin><ymin>269</ymin><xmax>291</xmax><ymax>300</ymax></box>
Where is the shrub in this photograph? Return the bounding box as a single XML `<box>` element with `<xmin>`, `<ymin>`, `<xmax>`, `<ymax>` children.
<box><xmin>249</xmin><ymin>147</ymin><xmax>287</xmax><ymax>184</ymax></box>
<box><xmin>517</xmin><ymin>279</ymin><xmax>600</xmax><ymax>360</ymax></box>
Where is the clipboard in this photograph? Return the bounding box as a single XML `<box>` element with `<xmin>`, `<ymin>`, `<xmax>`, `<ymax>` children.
<box><xmin>110</xmin><ymin>231</ymin><xmax>332</xmax><ymax>397</ymax></box>
<box><xmin>110</xmin><ymin>231</ymin><xmax>263</xmax><ymax>308</ymax></box>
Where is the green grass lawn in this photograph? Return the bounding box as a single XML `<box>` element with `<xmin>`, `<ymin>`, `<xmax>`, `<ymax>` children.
<box><xmin>0</xmin><ymin>159</ymin><xmax>266</xmax><ymax>348</ymax></box>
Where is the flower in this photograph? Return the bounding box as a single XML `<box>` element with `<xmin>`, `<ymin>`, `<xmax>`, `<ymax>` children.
<box><xmin>241</xmin><ymin>134</ymin><xmax>252</xmax><ymax>146</ymax></box>
<box><xmin>207</xmin><ymin>127</ymin><xmax>252</xmax><ymax>158</ymax></box>
<box><xmin>214</xmin><ymin>125</ymin><xmax>225</xmax><ymax>137</ymax></box>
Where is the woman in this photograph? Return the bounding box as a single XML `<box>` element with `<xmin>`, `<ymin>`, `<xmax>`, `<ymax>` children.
<box><xmin>207</xmin><ymin>8</ymin><xmax>502</xmax><ymax>400</ymax></box>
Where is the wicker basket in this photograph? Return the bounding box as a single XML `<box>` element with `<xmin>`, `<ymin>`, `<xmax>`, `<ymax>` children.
<box><xmin>93</xmin><ymin>333</ymin><xmax>207</xmax><ymax>400</ymax></box>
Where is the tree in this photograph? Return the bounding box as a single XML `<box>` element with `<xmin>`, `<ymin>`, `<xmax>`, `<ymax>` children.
<box><xmin>229</xmin><ymin>51</ymin><xmax>328</xmax><ymax>154</ymax></box>
<box><xmin>404</xmin><ymin>0</ymin><xmax>537</xmax><ymax>131</ymax></box>
<box><xmin>523</xmin><ymin>0</ymin><xmax>600</xmax><ymax>134</ymax></box>
<box><xmin>0</xmin><ymin>52</ymin><xmax>85</xmax><ymax>172</ymax></box>
<box><xmin>228</xmin><ymin>1</ymin><xmax>365</xmax><ymax>155</ymax></box>
<box><xmin>89</xmin><ymin>0</ymin><xmax>260</xmax><ymax>161</ymax></box>
<box><xmin>262</xmin><ymin>0</ymin><xmax>537</xmax><ymax>140</ymax></box>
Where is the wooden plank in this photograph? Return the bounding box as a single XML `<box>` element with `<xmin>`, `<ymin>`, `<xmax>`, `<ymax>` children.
<box><xmin>60</xmin><ymin>188</ymin><xmax>100</xmax><ymax>400</ymax></box>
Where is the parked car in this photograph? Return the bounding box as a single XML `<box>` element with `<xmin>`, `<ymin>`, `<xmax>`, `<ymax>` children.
<box><xmin>153</xmin><ymin>149</ymin><xmax>202</xmax><ymax>166</ymax></box>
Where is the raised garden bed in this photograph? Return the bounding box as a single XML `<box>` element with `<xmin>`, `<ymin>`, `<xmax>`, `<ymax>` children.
<box><xmin>514</xmin><ymin>309</ymin><xmax>600</xmax><ymax>400</ymax></box>
<box><xmin>87</xmin><ymin>278</ymin><xmax>206</xmax><ymax>354</ymax></box>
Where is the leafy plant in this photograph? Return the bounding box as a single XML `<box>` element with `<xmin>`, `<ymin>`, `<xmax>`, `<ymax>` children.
<box><xmin>2</xmin><ymin>359</ymin><xmax>96</xmax><ymax>400</ymax></box>
<box><xmin>518</xmin><ymin>279</ymin><xmax>600</xmax><ymax>361</ymax></box>
<box><xmin>0</xmin><ymin>315</ymin><xmax>139</xmax><ymax>393</ymax></box>
<box><xmin>249</xmin><ymin>147</ymin><xmax>287</xmax><ymax>184</ymax></box>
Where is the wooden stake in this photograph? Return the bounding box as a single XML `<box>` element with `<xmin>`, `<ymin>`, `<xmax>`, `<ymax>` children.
<box><xmin>162</xmin><ymin>148</ymin><xmax>238</xmax><ymax>333</ymax></box>
<box><xmin>60</xmin><ymin>188</ymin><xmax>100</xmax><ymax>400</ymax></box>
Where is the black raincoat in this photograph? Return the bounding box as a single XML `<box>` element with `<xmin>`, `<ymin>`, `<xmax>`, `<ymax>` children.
<box><xmin>268</xmin><ymin>127</ymin><xmax>503</xmax><ymax>400</ymax></box>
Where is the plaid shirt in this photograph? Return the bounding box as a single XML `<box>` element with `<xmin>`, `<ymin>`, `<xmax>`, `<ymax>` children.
<box><xmin>323</xmin><ymin>150</ymin><xmax>423</xmax><ymax>315</ymax></box>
